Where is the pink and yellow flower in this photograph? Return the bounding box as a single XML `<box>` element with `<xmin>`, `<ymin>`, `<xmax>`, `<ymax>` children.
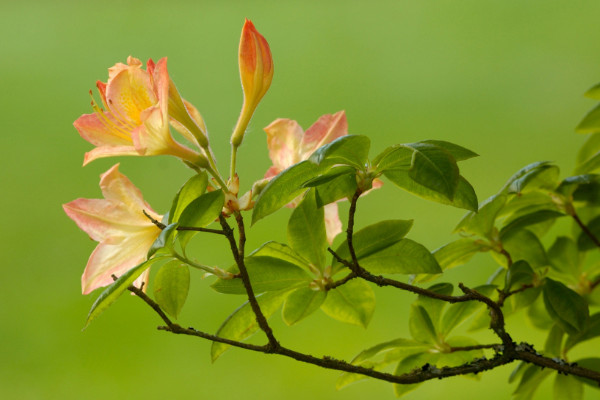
<box><xmin>263</xmin><ymin>111</ymin><xmax>349</xmax><ymax>244</ymax></box>
<box><xmin>63</xmin><ymin>164</ymin><xmax>163</xmax><ymax>294</ymax></box>
<box><xmin>231</xmin><ymin>19</ymin><xmax>274</xmax><ymax>147</ymax></box>
<box><xmin>74</xmin><ymin>57</ymin><xmax>206</xmax><ymax>167</ymax></box>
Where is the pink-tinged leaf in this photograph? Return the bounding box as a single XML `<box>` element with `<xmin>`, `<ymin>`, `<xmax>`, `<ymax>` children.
<box><xmin>301</xmin><ymin>111</ymin><xmax>347</xmax><ymax>156</ymax></box>
<box><xmin>324</xmin><ymin>203</ymin><xmax>343</xmax><ymax>244</ymax></box>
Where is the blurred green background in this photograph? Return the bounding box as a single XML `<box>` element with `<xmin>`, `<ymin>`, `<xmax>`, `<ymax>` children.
<box><xmin>2</xmin><ymin>0</ymin><xmax>600</xmax><ymax>398</ymax></box>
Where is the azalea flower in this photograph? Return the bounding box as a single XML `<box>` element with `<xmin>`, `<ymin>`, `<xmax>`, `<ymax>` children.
<box><xmin>74</xmin><ymin>56</ymin><xmax>207</xmax><ymax>167</ymax></box>
<box><xmin>263</xmin><ymin>111</ymin><xmax>348</xmax><ymax>244</ymax></box>
<box><xmin>63</xmin><ymin>164</ymin><xmax>163</xmax><ymax>294</ymax></box>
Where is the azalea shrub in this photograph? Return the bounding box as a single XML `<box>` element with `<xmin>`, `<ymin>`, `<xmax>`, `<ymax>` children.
<box><xmin>64</xmin><ymin>19</ymin><xmax>600</xmax><ymax>399</ymax></box>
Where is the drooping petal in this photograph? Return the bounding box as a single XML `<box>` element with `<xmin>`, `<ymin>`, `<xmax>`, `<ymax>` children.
<box><xmin>98</xmin><ymin>164</ymin><xmax>158</xmax><ymax>219</ymax></box>
<box><xmin>300</xmin><ymin>111</ymin><xmax>347</xmax><ymax>156</ymax></box>
<box><xmin>264</xmin><ymin>118</ymin><xmax>304</xmax><ymax>175</ymax></box>
<box><xmin>83</xmin><ymin>146</ymin><xmax>139</xmax><ymax>166</ymax></box>
<box><xmin>81</xmin><ymin>229</ymin><xmax>159</xmax><ymax>294</ymax></box>
<box><xmin>74</xmin><ymin>113</ymin><xmax>133</xmax><ymax>147</ymax></box>
<box><xmin>324</xmin><ymin>203</ymin><xmax>343</xmax><ymax>245</ymax></box>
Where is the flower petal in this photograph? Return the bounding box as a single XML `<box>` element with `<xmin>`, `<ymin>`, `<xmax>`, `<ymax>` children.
<box><xmin>81</xmin><ymin>230</ymin><xmax>158</xmax><ymax>294</ymax></box>
<box><xmin>105</xmin><ymin>62</ymin><xmax>156</xmax><ymax>125</ymax></box>
<box><xmin>83</xmin><ymin>146</ymin><xmax>139</xmax><ymax>166</ymax></box>
<box><xmin>74</xmin><ymin>113</ymin><xmax>133</xmax><ymax>147</ymax></box>
<box><xmin>324</xmin><ymin>203</ymin><xmax>343</xmax><ymax>245</ymax></box>
<box><xmin>300</xmin><ymin>111</ymin><xmax>347</xmax><ymax>156</ymax></box>
<box><xmin>264</xmin><ymin>118</ymin><xmax>304</xmax><ymax>174</ymax></box>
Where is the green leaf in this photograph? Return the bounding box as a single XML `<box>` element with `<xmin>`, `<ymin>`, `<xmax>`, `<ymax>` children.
<box><xmin>309</xmin><ymin>135</ymin><xmax>370</xmax><ymax>169</ymax></box>
<box><xmin>572</xmin><ymin>358</ymin><xmax>600</xmax><ymax>388</ymax></box>
<box><xmin>565</xmin><ymin>313</ymin><xmax>600</xmax><ymax>352</ymax></box>
<box><xmin>336</xmin><ymin>360</ymin><xmax>387</xmax><ymax>389</ymax></box>
<box><xmin>576</xmin><ymin>103</ymin><xmax>600</xmax><ymax>134</ymax></box>
<box><xmin>373</xmin><ymin>145</ymin><xmax>413</xmax><ymax>171</ymax></box>
<box><xmin>512</xmin><ymin>364</ymin><xmax>552</xmax><ymax>400</ymax></box>
<box><xmin>577</xmin><ymin>133</ymin><xmax>600</xmax><ymax>166</ymax></box>
<box><xmin>574</xmin><ymin>151</ymin><xmax>600</xmax><ymax>174</ymax></box>
<box><xmin>147</xmin><ymin>223</ymin><xmax>178</xmax><ymax>258</ymax></box>
<box><xmin>409</xmin><ymin>305</ymin><xmax>438</xmax><ymax>344</ymax></box>
<box><xmin>351</xmin><ymin>338</ymin><xmax>429</xmax><ymax>364</ymax></box>
<box><xmin>358</xmin><ymin>239</ymin><xmax>441</xmax><ymax>275</ymax></box>
<box><xmin>248</xmin><ymin>241</ymin><xmax>310</xmax><ymax>271</ymax></box>
<box><xmin>211</xmin><ymin>290</ymin><xmax>289</xmax><ymax>361</ymax></box>
<box><xmin>406</xmin><ymin>142</ymin><xmax>460</xmax><ymax>200</ymax></box>
<box><xmin>84</xmin><ymin>258</ymin><xmax>161</xmax><ymax>328</ymax></box>
<box><xmin>282</xmin><ymin>287</ymin><xmax>327</xmax><ymax>325</ymax></box>
<box><xmin>554</xmin><ymin>373</ymin><xmax>583</xmax><ymax>400</ymax></box>
<box><xmin>315</xmin><ymin>173</ymin><xmax>357</xmax><ymax>207</ymax></box>
<box><xmin>433</xmin><ymin>238</ymin><xmax>490</xmax><ymax>271</ymax></box>
<box><xmin>504</xmin><ymin>260</ymin><xmax>535</xmax><ymax>292</ymax></box>
<box><xmin>577</xmin><ymin>215</ymin><xmax>600</xmax><ymax>251</ymax></box>
<box><xmin>252</xmin><ymin>160</ymin><xmax>321</xmax><ymax>224</ymax></box>
<box><xmin>287</xmin><ymin>191</ymin><xmax>327</xmax><ymax>271</ymax></box>
<box><xmin>420</xmin><ymin>140</ymin><xmax>479</xmax><ymax>161</ymax></box>
<box><xmin>321</xmin><ymin>279</ymin><xmax>375</xmax><ymax>327</ymax></box>
<box><xmin>332</xmin><ymin>219</ymin><xmax>413</xmax><ymax>273</ymax></box>
<box><xmin>302</xmin><ymin>166</ymin><xmax>355</xmax><ymax>187</ymax></box>
<box><xmin>415</xmin><ymin>283</ymin><xmax>453</xmax><ymax>329</ymax></box>
<box><xmin>393</xmin><ymin>352</ymin><xmax>435</xmax><ymax>397</ymax></box>
<box><xmin>584</xmin><ymin>82</ymin><xmax>600</xmax><ymax>100</ymax></box>
<box><xmin>507</xmin><ymin>164</ymin><xmax>559</xmax><ymax>194</ymax></box>
<box><xmin>544</xmin><ymin>324</ymin><xmax>564</xmax><ymax>357</ymax></box>
<box><xmin>454</xmin><ymin>194</ymin><xmax>507</xmax><ymax>238</ymax></box>
<box><xmin>556</xmin><ymin>174</ymin><xmax>600</xmax><ymax>197</ymax></box>
<box><xmin>441</xmin><ymin>285</ymin><xmax>495</xmax><ymax>336</ymax></box>
<box><xmin>210</xmin><ymin>256</ymin><xmax>312</xmax><ymax>294</ymax></box>
<box><xmin>169</xmin><ymin>172</ymin><xmax>208</xmax><ymax>223</ymax></box>
<box><xmin>178</xmin><ymin>190</ymin><xmax>224</xmax><ymax>228</ymax></box>
<box><xmin>543</xmin><ymin>278</ymin><xmax>589</xmax><ymax>335</ymax></box>
<box><xmin>384</xmin><ymin>170</ymin><xmax>478</xmax><ymax>211</ymax></box>
<box><xmin>548</xmin><ymin>236</ymin><xmax>580</xmax><ymax>276</ymax></box>
<box><xmin>499</xmin><ymin>210</ymin><xmax>564</xmax><ymax>238</ymax></box>
<box><xmin>500</xmin><ymin>229</ymin><xmax>549</xmax><ymax>269</ymax></box>
<box><xmin>442</xmin><ymin>336</ymin><xmax>485</xmax><ymax>369</ymax></box>
<box><xmin>153</xmin><ymin>260</ymin><xmax>190</xmax><ymax>319</ymax></box>
<box><xmin>501</xmin><ymin>161</ymin><xmax>555</xmax><ymax>194</ymax></box>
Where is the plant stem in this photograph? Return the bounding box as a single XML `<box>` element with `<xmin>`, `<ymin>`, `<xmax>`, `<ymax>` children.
<box><xmin>572</xmin><ymin>211</ymin><xmax>600</xmax><ymax>248</ymax></box>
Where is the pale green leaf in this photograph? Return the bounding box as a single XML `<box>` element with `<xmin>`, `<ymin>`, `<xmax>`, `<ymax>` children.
<box><xmin>576</xmin><ymin>103</ymin><xmax>600</xmax><ymax>134</ymax></box>
<box><xmin>358</xmin><ymin>239</ymin><xmax>441</xmax><ymax>275</ymax></box>
<box><xmin>321</xmin><ymin>279</ymin><xmax>375</xmax><ymax>327</ymax></box>
<box><xmin>309</xmin><ymin>135</ymin><xmax>370</xmax><ymax>169</ymax></box>
<box><xmin>287</xmin><ymin>191</ymin><xmax>327</xmax><ymax>271</ymax></box>
<box><xmin>553</xmin><ymin>372</ymin><xmax>583</xmax><ymax>400</ymax></box>
<box><xmin>153</xmin><ymin>260</ymin><xmax>190</xmax><ymax>319</ymax></box>
<box><xmin>409</xmin><ymin>305</ymin><xmax>438</xmax><ymax>344</ymax></box>
<box><xmin>282</xmin><ymin>287</ymin><xmax>327</xmax><ymax>325</ymax></box>
<box><xmin>454</xmin><ymin>193</ymin><xmax>507</xmax><ymax>238</ymax></box>
<box><xmin>148</xmin><ymin>223</ymin><xmax>178</xmax><ymax>258</ymax></box>
<box><xmin>169</xmin><ymin>172</ymin><xmax>208</xmax><ymax>223</ymax></box>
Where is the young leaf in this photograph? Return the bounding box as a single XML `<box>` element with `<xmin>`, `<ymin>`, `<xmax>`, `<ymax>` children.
<box><xmin>500</xmin><ymin>161</ymin><xmax>555</xmax><ymax>194</ymax></box>
<box><xmin>309</xmin><ymin>135</ymin><xmax>370</xmax><ymax>169</ymax></box>
<box><xmin>357</xmin><ymin>239</ymin><xmax>441</xmax><ymax>275</ymax></box>
<box><xmin>564</xmin><ymin>313</ymin><xmax>600</xmax><ymax>352</ymax></box>
<box><xmin>454</xmin><ymin>194</ymin><xmax>507</xmax><ymax>238</ymax></box>
<box><xmin>178</xmin><ymin>190</ymin><xmax>225</xmax><ymax>228</ymax></box>
<box><xmin>576</xmin><ymin>103</ymin><xmax>600</xmax><ymax>134</ymax></box>
<box><xmin>383</xmin><ymin>170</ymin><xmax>478</xmax><ymax>211</ymax></box>
<box><xmin>405</xmin><ymin>142</ymin><xmax>460</xmax><ymax>200</ymax></box>
<box><xmin>543</xmin><ymin>278</ymin><xmax>589</xmax><ymax>335</ymax></box>
<box><xmin>211</xmin><ymin>290</ymin><xmax>290</xmax><ymax>361</ymax></box>
<box><xmin>512</xmin><ymin>364</ymin><xmax>552</xmax><ymax>400</ymax></box>
<box><xmin>499</xmin><ymin>210</ymin><xmax>564</xmax><ymax>238</ymax></box>
<box><xmin>373</xmin><ymin>144</ymin><xmax>413</xmax><ymax>171</ymax></box>
<box><xmin>210</xmin><ymin>256</ymin><xmax>312</xmax><ymax>294</ymax></box>
<box><xmin>153</xmin><ymin>260</ymin><xmax>190</xmax><ymax>319</ymax></box>
<box><xmin>548</xmin><ymin>236</ymin><xmax>580</xmax><ymax>276</ymax></box>
<box><xmin>553</xmin><ymin>373</ymin><xmax>583</xmax><ymax>400</ymax></box>
<box><xmin>332</xmin><ymin>219</ymin><xmax>413</xmax><ymax>272</ymax></box>
<box><xmin>302</xmin><ymin>165</ymin><xmax>355</xmax><ymax>187</ymax></box>
<box><xmin>584</xmin><ymin>82</ymin><xmax>600</xmax><ymax>100</ymax></box>
<box><xmin>147</xmin><ymin>223</ymin><xmax>178</xmax><ymax>258</ymax></box>
<box><xmin>574</xmin><ymin>151</ymin><xmax>600</xmax><ymax>175</ymax></box>
<box><xmin>169</xmin><ymin>172</ymin><xmax>208</xmax><ymax>223</ymax></box>
<box><xmin>419</xmin><ymin>140</ymin><xmax>479</xmax><ymax>161</ymax></box>
<box><xmin>84</xmin><ymin>258</ymin><xmax>162</xmax><ymax>328</ymax></box>
<box><xmin>500</xmin><ymin>229</ymin><xmax>549</xmax><ymax>269</ymax></box>
<box><xmin>248</xmin><ymin>241</ymin><xmax>310</xmax><ymax>271</ymax></box>
<box><xmin>507</xmin><ymin>164</ymin><xmax>559</xmax><ymax>194</ymax></box>
<box><xmin>321</xmin><ymin>279</ymin><xmax>375</xmax><ymax>328</ymax></box>
<box><xmin>314</xmin><ymin>173</ymin><xmax>357</xmax><ymax>207</ymax></box>
<box><xmin>287</xmin><ymin>191</ymin><xmax>327</xmax><ymax>271</ymax></box>
<box><xmin>252</xmin><ymin>160</ymin><xmax>321</xmax><ymax>224</ymax></box>
<box><xmin>351</xmin><ymin>338</ymin><xmax>429</xmax><ymax>364</ymax></box>
<box><xmin>577</xmin><ymin>132</ymin><xmax>600</xmax><ymax>166</ymax></box>
<box><xmin>504</xmin><ymin>260</ymin><xmax>534</xmax><ymax>292</ymax></box>
<box><xmin>409</xmin><ymin>304</ymin><xmax>438</xmax><ymax>344</ymax></box>
<box><xmin>577</xmin><ymin>215</ymin><xmax>600</xmax><ymax>251</ymax></box>
<box><xmin>415</xmin><ymin>283</ymin><xmax>453</xmax><ymax>329</ymax></box>
<box><xmin>433</xmin><ymin>238</ymin><xmax>490</xmax><ymax>271</ymax></box>
<box><xmin>282</xmin><ymin>286</ymin><xmax>327</xmax><ymax>325</ymax></box>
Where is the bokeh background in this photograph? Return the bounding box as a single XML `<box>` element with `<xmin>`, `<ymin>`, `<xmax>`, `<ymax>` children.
<box><xmin>2</xmin><ymin>0</ymin><xmax>600</xmax><ymax>398</ymax></box>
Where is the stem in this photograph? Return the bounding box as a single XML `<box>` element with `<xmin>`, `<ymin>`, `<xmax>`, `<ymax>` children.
<box><xmin>219</xmin><ymin>214</ymin><xmax>279</xmax><ymax>347</ymax></box>
<box><xmin>230</xmin><ymin>145</ymin><xmax>238</xmax><ymax>181</ymax></box>
<box><xmin>572</xmin><ymin>212</ymin><xmax>600</xmax><ymax>248</ymax></box>
<box><xmin>143</xmin><ymin>210</ymin><xmax>225</xmax><ymax>235</ymax></box>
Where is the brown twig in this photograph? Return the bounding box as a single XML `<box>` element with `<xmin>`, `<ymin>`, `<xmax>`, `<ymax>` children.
<box><xmin>572</xmin><ymin>211</ymin><xmax>600</xmax><ymax>248</ymax></box>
